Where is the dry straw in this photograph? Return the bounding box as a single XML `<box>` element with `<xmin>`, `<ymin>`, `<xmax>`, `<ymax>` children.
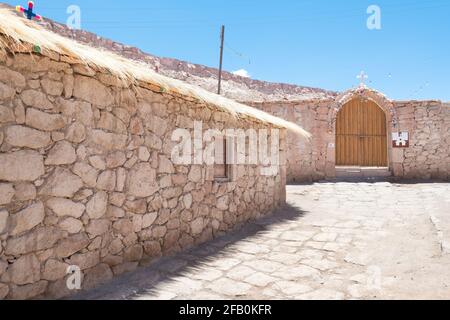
<box><xmin>0</xmin><ymin>8</ymin><xmax>310</xmax><ymax>137</ymax></box>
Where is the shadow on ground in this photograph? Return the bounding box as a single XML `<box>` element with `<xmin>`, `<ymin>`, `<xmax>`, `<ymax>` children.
<box><xmin>289</xmin><ymin>177</ymin><xmax>449</xmax><ymax>185</ymax></box>
<box><xmin>70</xmin><ymin>203</ymin><xmax>308</xmax><ymax>300</ymax></box>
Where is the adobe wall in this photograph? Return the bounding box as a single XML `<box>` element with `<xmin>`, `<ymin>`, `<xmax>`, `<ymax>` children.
<box><xmin>0</xmin><ymin>51</ymin><xmax>286</xmax><ymax>299</ymax></box>
<box><xmin>249</xmin><ymin>89</ymin><xmax>449</xmax><ymax>182</ymax></box>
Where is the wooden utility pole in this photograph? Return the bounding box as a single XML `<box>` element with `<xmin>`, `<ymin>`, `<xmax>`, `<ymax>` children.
<box><xmin>218</xmin><ymin>25</ymin><xmax>225</xmax><ymax>95</ymax></box>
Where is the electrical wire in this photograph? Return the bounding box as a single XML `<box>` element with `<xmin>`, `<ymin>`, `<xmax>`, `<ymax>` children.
<box><xmin>224</xmin><ymin>41</ymin><xmax>251</xmax><ymax>65</ymax></box>
<box><xmin>36</xmin><ymin>0</ymin><xmax>450</xmax><ymax>28</ymax></box>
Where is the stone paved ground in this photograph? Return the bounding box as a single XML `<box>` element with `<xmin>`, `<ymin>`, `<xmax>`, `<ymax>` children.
<box><xmin>74</xmin><ymin>181</ymin><xmax>450</xmax><ymax>300</ymax></box>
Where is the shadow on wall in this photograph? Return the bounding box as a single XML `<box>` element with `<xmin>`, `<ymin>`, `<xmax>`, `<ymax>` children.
<box><xmin>69</xmin><ymin>203</ymin><xmax>307</xmax><ymax>300</ymax></box>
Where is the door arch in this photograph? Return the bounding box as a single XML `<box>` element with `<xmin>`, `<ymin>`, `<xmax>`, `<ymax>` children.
<box><xmin>336</xmin><ymin>98</ymin><xmax>388</xmax><ymax>167</ymax></box>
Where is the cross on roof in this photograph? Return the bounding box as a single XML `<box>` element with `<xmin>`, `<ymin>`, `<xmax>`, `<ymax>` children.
<box><xmin>16</xmin><ymin>1</ymin><xmax>42</xmax><ymax>21</ymax></box>
<box><xmin>357</xmin><ymin>71</ymin><xmax>368</xmax><ymax>87</ymax></box>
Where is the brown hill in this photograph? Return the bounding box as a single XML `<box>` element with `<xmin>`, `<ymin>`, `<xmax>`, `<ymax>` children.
<box><xmin>1</xmin><ymin>3</ymin><xmax>338</xmax><ymax>102</ymax></box>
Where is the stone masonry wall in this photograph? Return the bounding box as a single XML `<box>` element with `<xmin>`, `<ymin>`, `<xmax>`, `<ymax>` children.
<box><xmin>393</xmin><ymin>101</ymin><xmax>450</xmax><ymax>179</ymax></box>
<box><xmin>250</xmin><ymin>98</ymin><xmax>449</xmax><ymax>182</ymax></box>
<box><xmin>249</xmin><ymin>99</ymin><xmax>334</xmax><ymax>182</ymax></box>
<box><xmin>0</xmin><ymin>51</ymin><xmax>286</xmax><ymax>299</ymax></box>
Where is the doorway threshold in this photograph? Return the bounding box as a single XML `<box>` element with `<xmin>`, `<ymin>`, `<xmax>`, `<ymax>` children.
<box><xmin>335</xmin><ymin>166</ymin><xmax>391</xmax><ymax>178</ymax></box>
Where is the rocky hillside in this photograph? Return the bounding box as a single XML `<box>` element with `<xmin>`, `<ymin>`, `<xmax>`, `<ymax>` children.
<box><xmin>2</xmin><ymin>3</ymin><xmax>338</xmax><ymax>102</ymax></box>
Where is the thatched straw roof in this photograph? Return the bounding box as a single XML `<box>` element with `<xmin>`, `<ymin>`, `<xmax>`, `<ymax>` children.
<box><xmin>0</xmin><ymin>7</ymin><xmax>310</xmax><ymax>137</ymax></box>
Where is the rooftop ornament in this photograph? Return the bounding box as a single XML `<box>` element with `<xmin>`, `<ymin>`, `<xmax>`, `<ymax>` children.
<box><xmin>16</xmin><ymin>1</ymin><xmax>43</xmax><ymax>21</ymax></box>
<box><xmin>357</xmin><ymin>71</ymin><xmax>369</xmax><ymax>87</ymax></box>
<box><xmin>15</xmin><ymin>1</ymin><xmax>43</xmax><ymax>53</ymax></box>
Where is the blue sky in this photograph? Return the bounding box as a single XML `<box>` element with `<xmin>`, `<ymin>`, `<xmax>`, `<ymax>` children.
<box><xmin>5</xmin><ymin>0</ymin><xmax>450</xmax><ymax>100</ymax></box>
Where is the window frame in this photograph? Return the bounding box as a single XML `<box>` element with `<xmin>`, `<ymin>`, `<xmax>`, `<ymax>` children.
<box><xmin>214</xmin><ymin>134</ymin><xmax>233</xmax><ymax>182</ymax></box>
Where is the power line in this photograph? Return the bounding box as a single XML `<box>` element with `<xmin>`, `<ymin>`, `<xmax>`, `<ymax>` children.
<box><xmin>224</xmin><ymin>41</ymin><xmax>251</xmax><ymax>65</ymax></box>
<box><xmin>406</xmin><ymin>81</ymin><xmax>431</xmax><ymax>99</ymax></box>
<box><xmin>41</xmin><ymin>0</ymin><xmax>450</xmax><ymax>28</ymax></box>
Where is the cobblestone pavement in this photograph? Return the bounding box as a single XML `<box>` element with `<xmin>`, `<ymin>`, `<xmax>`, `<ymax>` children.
<box><xmin>75</xmin><ymin>181</ymin><xmax>450</xmax><ymax>300</ymax></box>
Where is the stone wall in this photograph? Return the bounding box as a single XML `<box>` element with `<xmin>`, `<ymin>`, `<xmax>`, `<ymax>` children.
<box><xmin>249</xmin><ymin>99</ymin><xmax>334</xmax><ymax>182</ymax></box>
<box><xmin>0</xmin><ymin>51</ymin><xmax>286</xmax><ymax>299</ymax></box>
<box><xmin>250</xmin><ymin>93</ymin><xmax>449</xmax><ymax>182</ymax></box>
<box><xmin>394</xmin><ymin>101</ymin><xmax>450</xmax><ymax>179</ymax></box>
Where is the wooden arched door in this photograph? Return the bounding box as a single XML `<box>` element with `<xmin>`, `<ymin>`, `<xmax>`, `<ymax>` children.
<box><xmin>336</xmin><ymin>98</ymin><xmax>388</xmax><ymax>167</ymax></box>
